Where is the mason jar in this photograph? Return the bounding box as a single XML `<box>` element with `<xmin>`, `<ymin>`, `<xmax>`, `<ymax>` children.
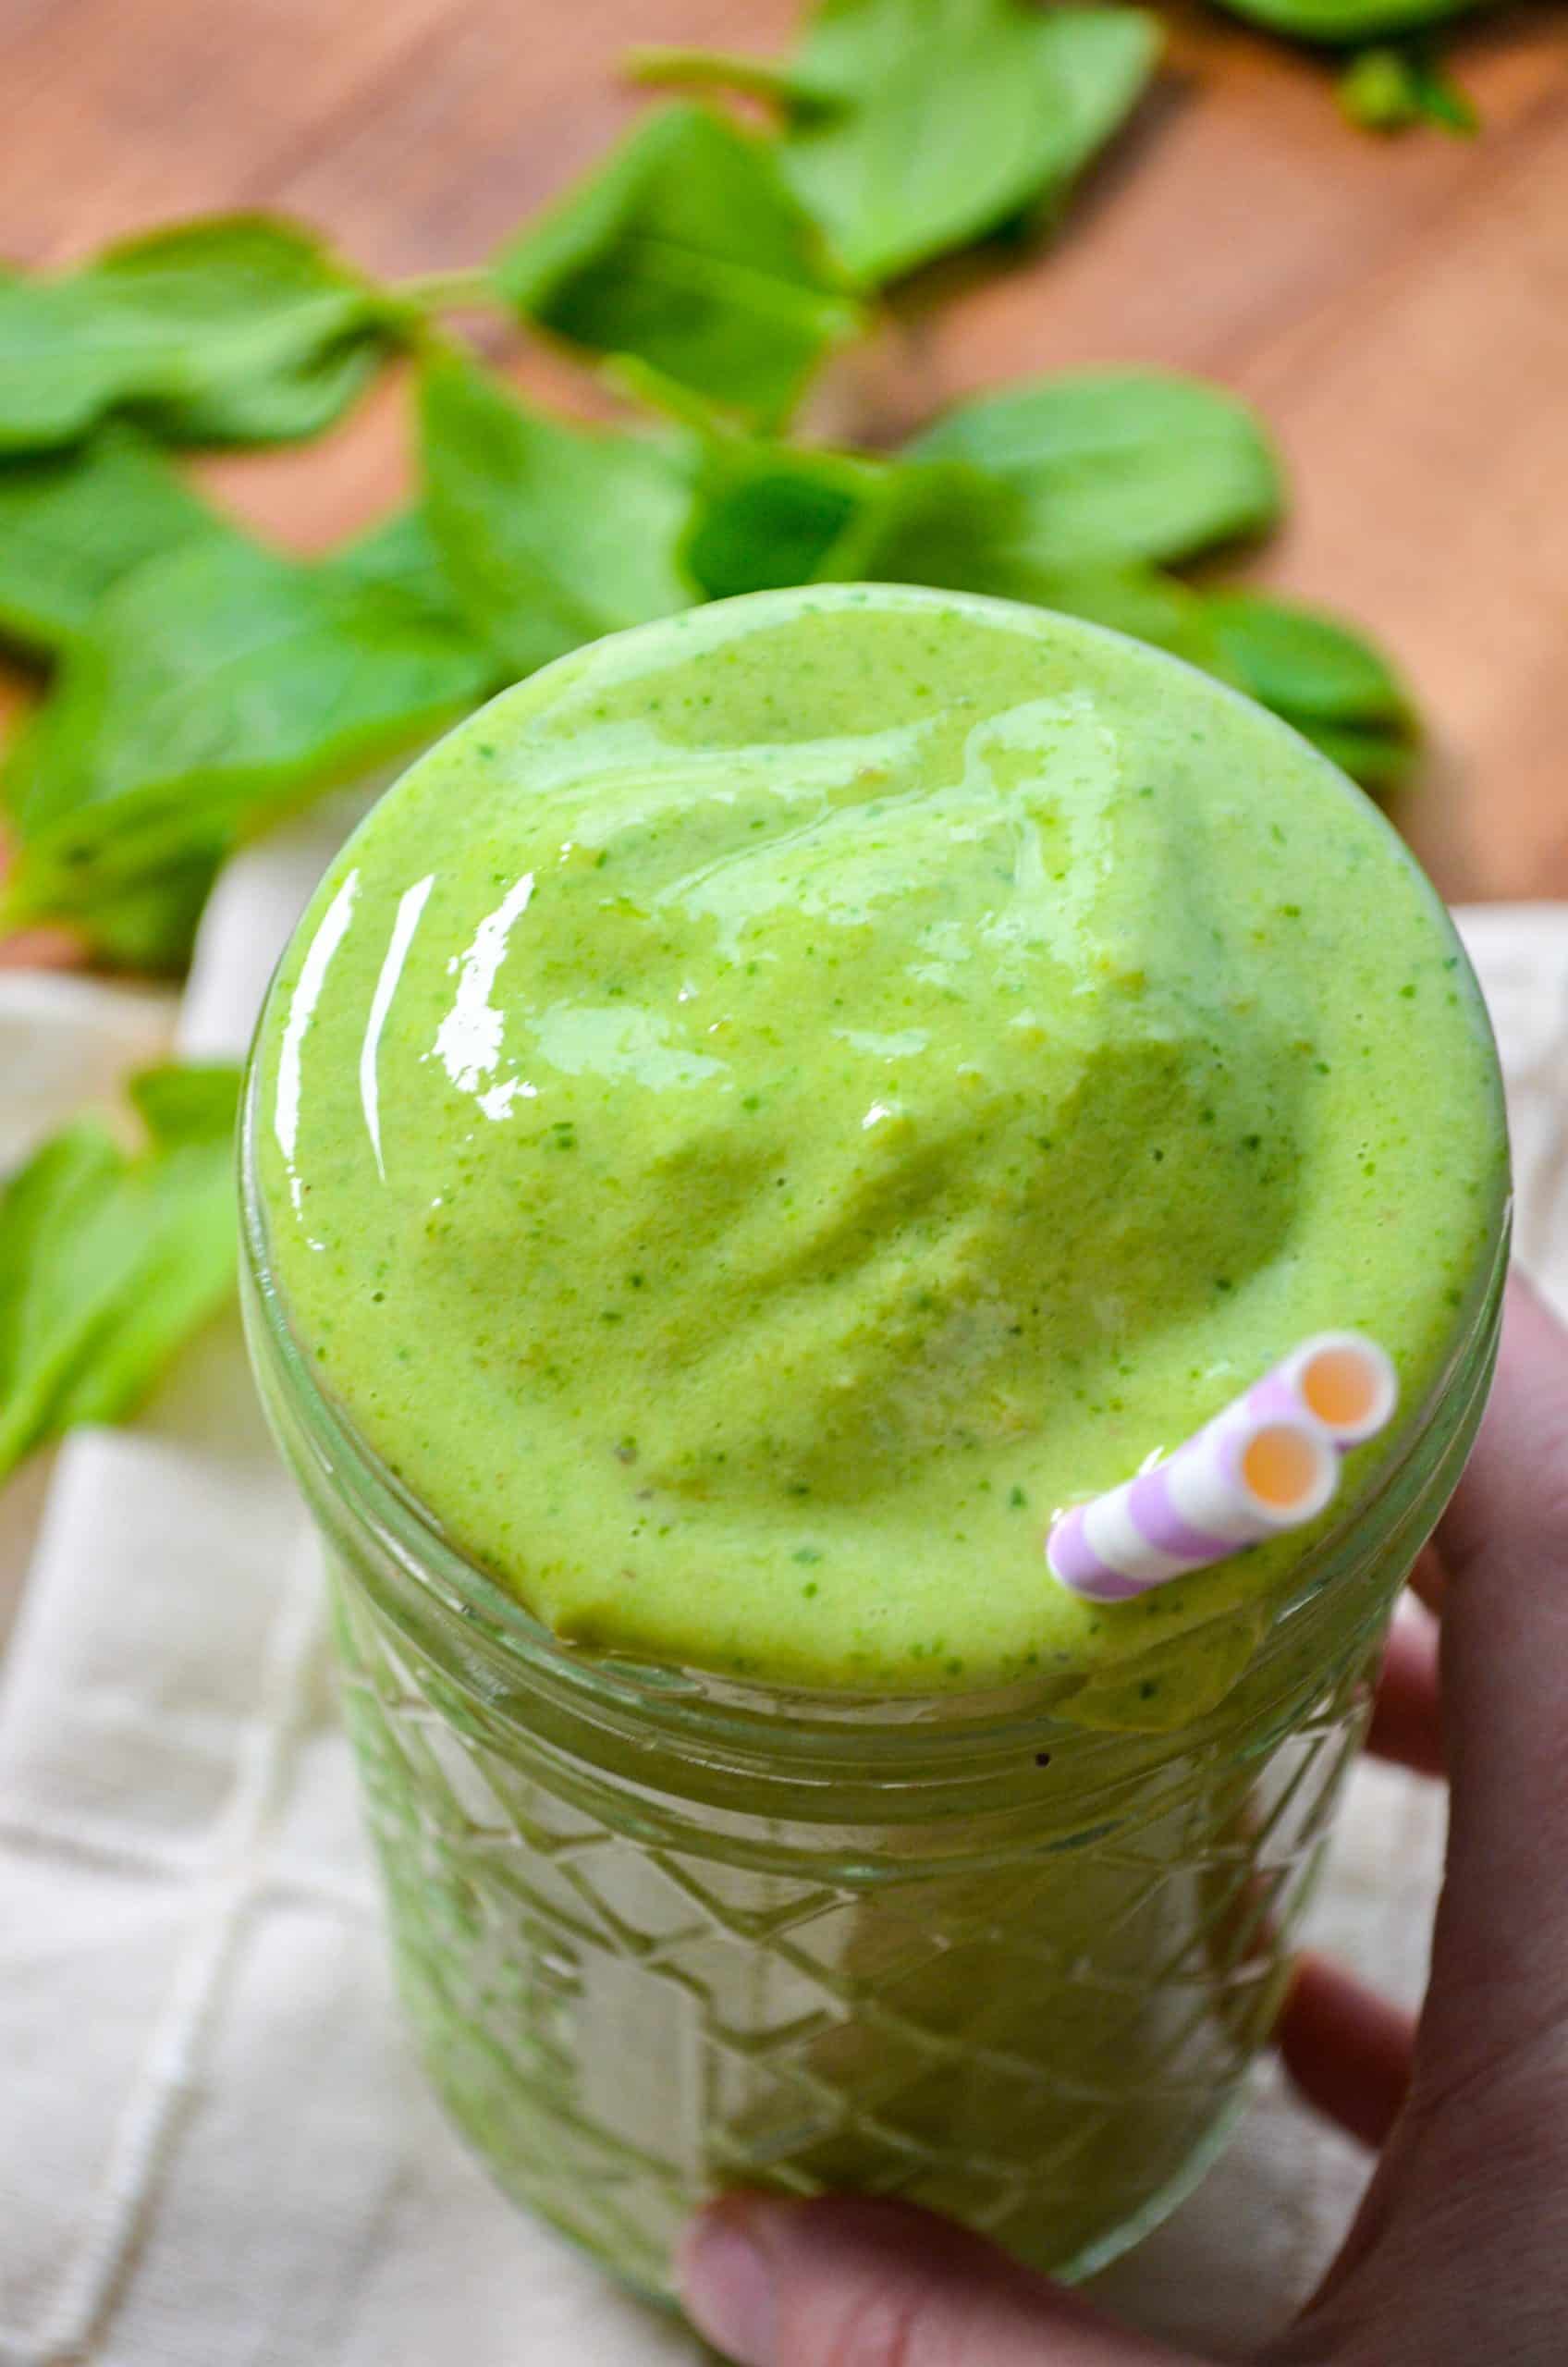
<box><xmin>240</xmin><ymin>1069</ymin><xmax>1508</xmax><ymax>2294</ymax></box>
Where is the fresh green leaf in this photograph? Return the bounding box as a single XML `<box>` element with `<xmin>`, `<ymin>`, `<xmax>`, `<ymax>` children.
<box><xmin>1281</xmin><ymin>717</ymin><xmax>1419</xmax><ymax>791</ymax></box>
<box><xmin>818</xmin><ymin>456</ymin><xmax>1028</xmax><ymax>588</ymax></box>
<box><xmin>635</xmin><ymin>4</ymin><xmax>1160</xmax><ymax>288</ymax></box>
<box><xmin>1199</xmin><ymin>591</ymin><xmax>1410</xmax><ymax>723</ymax></box>
<box><xmin>0</xmin><ymin>1061</ymin><xmax>240</xmax><ymax>1478</ymax></box>
<box><xmin>54</xmin><ymin>852</ymin><xmax>228</xmax><ymax>975</ymax></box>
<box><xmin>1197</xmin><ymin>591</ymin><xmax>1418</xmax><ymax>791</ymax></box>
<box><xmin>910</xmin><ymin>371</ymin><xmax>1283</xmax><ymax>571</ymax></box>
<box><xmin>597</xmin><ymin>350</ymin><xmax>752</xmax><ymax>437</ymax></box>
<box><xmin>129</xmin><ymin>1060</ymin><xmax>241</xmax><ymax>1146</ymax></box>
<box><xmin>998</xmin><ymin>7</ymin><xmax>1166</xmax><ymax>237</ymax></box>
<box><xmin>680</xmin><ymin>435</ymin><xmax>877</xmax><ymax>597</ymax></box>
<box><xmin>1212</xmin><ymin>0</ymin><xmax>1479</xmax><ymax>39</ymax></box>
<box><xmin>0</xmin><ymin>760</ymin><xmax>229</xmax><ymax>969</ymax></box>
<box><xmin>1004</xmin><ymin>560</ymin><xmax>1219</xmax><ymax>661</ymax></box>
<box><xmin>0</xmin><ymin>668</ymin><xmax>228</xmax><ymax>968</ymax></box>
<box><xmin>332</xmin><ymin>506</ymin><xmax>460</xmax><ymax>610</ymax></box>
<box><xmin>1405</xmin><ymin>55</ymin><xmax>1480</xmax><ymax>132</ymax></box>
<box><xmin>419</xmin><ymin>350</ymin><xmax>698</xmax><ymax>679</ymax></box>
<box><xmin>0</xmin><ymin>425</ymin><xmax>238</xmax><ymax>654</ymax></box>
<box><xmin>678</xmin><ymin>423</ymin><xmax>1020</xmax><ymax>602</ymax></box>
<box><xmin>1339</xmin><ymin>43</ymin><xmax>1478</xmax><ymax>132</ymax></box>
<box><xmin>0</xmin><ymin>215</ymin><xmax>398</xmax><ymax>454</ymax></box>
<box><xmin>673</xmin><ymin>395</ymin><xmax>1413</xmax><ymax>797</ymax></box>
<box><xmin>685</xmin><ymin>464</ymin><xmax>864</xmax><ymax>598</ymax></box>
<box><xmin>491</xmin><ymin>104</ymin><xmax>860</xmax><ymax>428</ymax></box>
<box><xmin>2</xmin><ymin>533</ymin><xmax>491</xmax><ymax>954</ymax></box>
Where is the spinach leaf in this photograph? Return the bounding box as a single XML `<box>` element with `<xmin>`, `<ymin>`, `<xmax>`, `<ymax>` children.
<box><xmin>989</xmin><ymin>6</ymin><xmax>1164</xmax><ymax>239</ymax></box>
<box><xmin>1198</xmin><ymin>591</ymin><xmax>1418</xmax><ymax>789</ymax></box>
<box><xmin>678</xmin><ymin>423</ymin><xmax>1019</xmax><ymax>602</ymax></box>
<box><xmin>1339</xmin><ymin>43</ymin><xmax>1479</xmax><ymax>132</ymax></box>
<box><xmin>491</xmin><ymin>104</ymin><xmax>860</xmax><ymax>427</ymax></box>
<box><xmin>909</xmin><ymin>371</ymin><xmax>1283</xmax><ymax>571</ymax></box>
<box><xmin>818</xmin><ymin>456</ymin><xmax>1029</xmax><ymax>588</ymax></box>
<box><xmin>1000</xmin><ymin>560</ymin><xmax>1219</xmax><ymax>661</ymax></box>
<box><xmin>1213</xmin><ymin>0</ymin><xmax>1479</xmax><ymax>39</ymax></box>
<box><xmin>0</xmin><ymin>215</ymin><xmax>399</xmax><ymax>454</ymax></box>
<box><xmin>54</xmin><ymin>854</ymin><xmax>230</xmax><ymax>975</ymax></box>
<box><xmin>1280</xmin><ymin>718</ymin><xmax>1418</xmax><ymax>792</ymax></box>
<box><xmin>682</xmin><ymin>438</ymin><xmax>1411</xmax><ymax>795</ymax></box>
<box><xmin>0</xmin><ymin>1061</ymin><xmax>240</xmax><ymax>1478</ymax></box>
<box><xmin>0</xmin><ymin>693</ymin><xmax>228</xmax><ymax>968</ymax></box>
<box><xmin>420</xmin><ymin>350</ymin><xmax>698</xmax><ymax>678</ymax></box>
<box><xmin>674</xmin><ymin>412</ymin><xmax>1409</xmax><ymax>793</ymax></box>
<box><xmin>680</xmin><ymin>435</ymin><xmax>879</xmax><ymax>597</ymax></box>
<box><xmin>2</xmin><ymin>534</ymin><xmax>490</xmax><ymax>959</ymax></box>
<box><xmin>1405</xmin><ymin>55</ymin><xmax>1479</xmax><ymax>132</ymax></box>
<box><xmin>0</xmin><ymin>426</ymin><xmax>237</xmax><ymax>654</ymax></box>
<box><xmin>332</xmin><ymin>505</ymin><xmax>465</xmax><ymax>612</ymax></box>
<box><xmin>633</xmin><ymin>4</ymin><xmax>1159</xmax><ymax>288</ymax></box>
<box><xmin>1200</xmin><ymin>591</ymin><xmax>1410</xmax><ymax>723</ymax></box>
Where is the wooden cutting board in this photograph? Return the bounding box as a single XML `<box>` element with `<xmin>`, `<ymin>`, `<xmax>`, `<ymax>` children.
<box><xmin>1</xmin><ymin>0</ymin><xmax>1563</xmax><ymax>904</ymax></box>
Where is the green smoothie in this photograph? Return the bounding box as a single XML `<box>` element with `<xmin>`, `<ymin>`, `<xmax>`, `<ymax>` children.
<box><xmin>245</xmin><ymin>586</ymin><xmax>1506</xmax><ymax>2289</ymax></box>
<box><xmin>256</xmin><ymin>584</ymin><xmax>1504</xmax><ymax>1720</ymax></box>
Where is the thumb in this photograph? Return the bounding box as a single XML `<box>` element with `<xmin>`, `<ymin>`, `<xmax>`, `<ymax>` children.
<box><xmin>1421</xmin><ymin>1269</ymin><xmax>1568</xmax><ymax>2081</ymax></box>
<box><xmin>677</xmin><ymin>2194</ymin><xmax>1196</xmax><ymax>2366</ymax></box>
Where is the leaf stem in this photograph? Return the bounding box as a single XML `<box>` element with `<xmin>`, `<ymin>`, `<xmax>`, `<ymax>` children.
<box><xmin>624</xmin><ymin>44</ymin><xmax>813</xmax><ymax>110</ymax></box>
<box><xmin>395</xmin><ymin>266</ymin><xmax>503</xmax><ymax>313</ymax></box>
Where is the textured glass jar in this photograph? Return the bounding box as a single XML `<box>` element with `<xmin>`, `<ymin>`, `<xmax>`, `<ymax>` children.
<box><xmin>242</xmin><ymin>1083</ymin><xmax>1507</xmax><ymax>2294</ymax></box>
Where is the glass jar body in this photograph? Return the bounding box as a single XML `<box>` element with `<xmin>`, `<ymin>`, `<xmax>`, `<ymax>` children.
<box><xmin>244</xmin><ymin>1229</ymin><xmax>1503</xmax><ymax>2295</ymax></box>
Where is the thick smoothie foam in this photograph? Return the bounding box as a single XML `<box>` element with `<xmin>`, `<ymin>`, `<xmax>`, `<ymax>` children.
<box><xmin>254</xmin><ymin>586</ymin><xmax>1506</xmax><ymax>1704</ymax></box>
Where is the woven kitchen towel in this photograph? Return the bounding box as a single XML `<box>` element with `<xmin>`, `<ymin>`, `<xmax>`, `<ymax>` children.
<box><xmin>0</xmin><ymin>813</ymin><xmax>1562</xmax><ymax>2367</ymax></box>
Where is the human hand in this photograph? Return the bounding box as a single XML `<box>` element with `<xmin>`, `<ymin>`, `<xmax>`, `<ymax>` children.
<box><xmin>678</xmin><ymin>1272</ymin><xmax>1568</xmax><ymax>2366</ymax></box>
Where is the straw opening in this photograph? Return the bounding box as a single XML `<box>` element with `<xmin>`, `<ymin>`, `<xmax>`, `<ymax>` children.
<box><xmin>1297</xmin><ymin>1335</ymin><xmax>1399</xmax><ymax>1444</ymax></box>
<box><xmin>1240</xmin><ymin>1421</ymin><xmax>1338</xmax><ymax>1523</ymax></box>
<box><xmin>1043</xmin><ymin>1329</ymin><xmax>1398</xmax><ymax>1601</ymax></box>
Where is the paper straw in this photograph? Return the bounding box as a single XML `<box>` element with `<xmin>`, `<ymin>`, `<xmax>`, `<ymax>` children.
<box><xmin>1237</xmin><ymin>1331</ymin><xmax>1398</xmax><ymax>1450</ymax></box>
<box><xmin>1046</xmin><ymin>1332</ymin><xmax>1397</xmax><ymax>1604</ymax></box>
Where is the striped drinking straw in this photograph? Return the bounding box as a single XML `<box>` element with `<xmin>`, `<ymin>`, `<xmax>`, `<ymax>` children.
<box><xmin>1238</xmin><ymin>1331</ymin><xmax>1398</xmax><ymax>1450</ymax></box>
<box><xmin>1046</xmin><ymin>1333</ymin><xmax>1398</xmax><ymax>1604</ymax></box>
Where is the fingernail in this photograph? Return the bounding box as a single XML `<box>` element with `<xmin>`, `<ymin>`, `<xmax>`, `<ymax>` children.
<box><xmin>677</xmin><ymin>2198</ymin><xmax>780</xmax><ymax>2365</ymax></box>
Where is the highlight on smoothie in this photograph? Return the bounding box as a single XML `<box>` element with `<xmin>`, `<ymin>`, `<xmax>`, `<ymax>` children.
<box><xmin>1047</xmin><ymin>1331</ymin><xmax>1400</xmax><ymax>1600</ymax></box>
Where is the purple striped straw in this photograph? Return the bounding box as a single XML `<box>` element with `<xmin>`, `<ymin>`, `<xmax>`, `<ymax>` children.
<box><xmin>1237</xmin><ymin>1331</ymin><xmax>1398</xmax><ymax>1451</ymax></box>
<box><xmin>1046</xmin><ymin>1333</ymin><xmax>1397</xmax><ymax>1604</ymax></box>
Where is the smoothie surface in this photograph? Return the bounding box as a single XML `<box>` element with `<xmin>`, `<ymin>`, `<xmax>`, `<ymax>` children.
<box><xmin>253</xmin><ymin>586</ymin><xmax>1506</xmax><ymax>1704</ymax></box>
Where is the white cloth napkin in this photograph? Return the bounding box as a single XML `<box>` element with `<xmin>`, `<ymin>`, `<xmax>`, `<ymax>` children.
<box><xmin>1</xmin><ymin>818</ymin><xmax>1563</xmax><ymax>2367</ymax></box>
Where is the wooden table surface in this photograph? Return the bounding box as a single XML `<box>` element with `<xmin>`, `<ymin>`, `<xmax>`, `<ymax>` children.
<box><xmin>1</xmin><ymin>0</ymin><xmax>1565</xmax><ymax>905</ymax></box>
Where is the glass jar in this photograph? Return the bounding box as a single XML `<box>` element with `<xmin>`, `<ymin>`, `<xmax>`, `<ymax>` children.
<box><xmin>241</xmin><ymin>1076</ymin><xmax>1508</xmax><ymax>2295</ymax></box>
